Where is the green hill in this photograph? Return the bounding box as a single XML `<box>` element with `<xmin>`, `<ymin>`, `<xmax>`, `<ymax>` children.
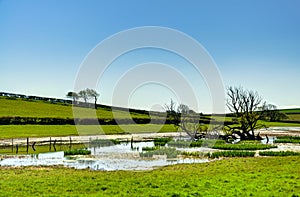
<box><xmin>0</xmin><ymin>97</ymin><xmax>158</xmax><ymax>119</ymax></box>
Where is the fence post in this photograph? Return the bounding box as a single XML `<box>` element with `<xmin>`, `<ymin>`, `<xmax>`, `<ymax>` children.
<box><xmin>11</xmin><ymin>138</ymin><xmax>13</xmax><ymax>153</ymax></box>
<box><xmin>53</xmin><ymin>139</ymin><xmax>57</xmax><ymax>151</ymax></box>
<box><xmin>69</xmin><ymin>136</ymin><xmax>72</xmax><ymax>150</ymax></box>
<box><xmin>26</xmin><ymin>138</ymin><xmax>29</xmax><ymax>154</ymax></box>
<box><xmin>49</xmin><ymin>137</ymin><xmax>52</xmax><ymax>151</ymax></box>
<box><xmin>16</xmin><ymin>144</ymin><xmax>18</xmax><ymax>154</ymax></box>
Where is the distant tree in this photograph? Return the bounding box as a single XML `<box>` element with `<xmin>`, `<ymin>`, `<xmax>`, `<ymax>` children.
<box><xmin>78</xmin><ymin>90</ymin><xmax>89</xmax><ymax>104</ymax></box>
<box><xmin>262</xmin><ymin>104</ymin><xmax>288</xmax><ymax>122</ymax></box>
<box><xmin>86</xmin><ymin>88</ymin><xmax>100</xmax><ymax>109</ymax></box>
<box><xmin>225</xmin><ymin>86</ymin><xmax>267</xmax><ymax>140</ymax></box>
<box><xmin>66</xmin><ymin>91</ymin><xmax>79</xmax><ymax>104</ymax></box>
<box><xmin>165</xmin><ymin>100</ymin><xmax>205</xmax><ymax>141</ymax></box>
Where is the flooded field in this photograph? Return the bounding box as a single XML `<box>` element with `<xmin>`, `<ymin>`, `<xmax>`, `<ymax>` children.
<box><xmin>1</xmin><ymin>128</ymin><xmax>299</xmax><ymax>171</ymax></box>
<box><xmin>0</xmin><ymin>140</ymin><xmax>210</xmax><ymax>170</ymax></box>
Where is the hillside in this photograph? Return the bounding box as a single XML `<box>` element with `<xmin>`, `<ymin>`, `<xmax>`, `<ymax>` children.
<box><xmin>0</xmin><ymin>97</ymin><xmax>159</xmax><ymax>119</ymax></box>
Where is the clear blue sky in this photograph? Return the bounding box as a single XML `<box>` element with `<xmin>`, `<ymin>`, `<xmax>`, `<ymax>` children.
<box><xmin>1</xmin><ymin>0</ymin><xmax>300</xmax><ymax>113</ymax></box>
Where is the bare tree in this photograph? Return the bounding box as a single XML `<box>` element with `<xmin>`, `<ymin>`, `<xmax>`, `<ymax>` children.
<box><xmin>86</xmin><ymin>88</ymin><xmax>100</xmax><ymax>109</ymax></box>
<box><xmin>165</xmin><ymin>100</ymin><xmax>203</xmax><ymax>141</ymax></box>
<box><xmin>226</xmin><ymin>86</ymin><xmax>266</xmax><ymax>140</ymax></box>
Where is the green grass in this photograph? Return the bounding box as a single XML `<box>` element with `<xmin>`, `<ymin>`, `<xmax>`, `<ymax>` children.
<box><xmin>0</xmin><ymin>157</ymin><xmax>299</xmax><ymax>196</ymax></box>
<box><xmin>153</xmin><ymin>137</ymin><xmax>172</xmax><ymax>146</ymax></box>
<box><xmin>212</xmin><ymin>140</ymin><xmax>277</xmax><ymax>150</ymax></box>
<box><xmin>208</xmin><ymin>151</ymin><xmax>255</xmax><ymax>159</ymax></box>
<box><xmin>274</xmin><ymin>136</ymin><xmax>300</xmax><ymax>144</ymax></box>
<box><xmin>64</xmin><ymin>149</ymin><xmax>91</xmax><ymax>156</ymax></box>
<box><xmin>0</xmin><ymin>124</ymin><xmax>178</xmax><ymax>139</ymax></box>
<box><xmin>287</xmin><ymin>114</ymin><xmax>300</xmax><ymax>121</ymax></box>
<box><xmin>0</xmin><ymin>144</ymin><xmax>86</xmax><ymax>155</ymax></box>
<box><xmin>279</xmin><ymin>108</ymin><xmax>300</xmax><ymax>114</ymax></box>
<box><xmin>0</xmin><ymin>97</ymin><xmax>156</xmax><ymax>119</ymax></box>
<box><xmin>259</xmin><ymin>151</ymin><xmax>300</xmax><ymax>156</ymax></box>
<box><xmin>139</xmin><ymin>147</ymin><xmax>181</xmax><ymax>158</ymax></box>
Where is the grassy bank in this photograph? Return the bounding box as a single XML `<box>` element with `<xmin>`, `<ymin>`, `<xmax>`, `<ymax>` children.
<box><xmin>0</xmin><ymin>157</ymin><xmax>299</xmax><ymax>196</ymax></box>
<box><xmin>0</xmin><ymin>124</ymin><xmax>178</xmax><ymax>139</ymax></box>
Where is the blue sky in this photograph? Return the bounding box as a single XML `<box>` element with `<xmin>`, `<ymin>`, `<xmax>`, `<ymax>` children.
<box><xmin>0</xmin><ymin>0</ymin><xmax>300</xmax><ymax>113</ymax></box>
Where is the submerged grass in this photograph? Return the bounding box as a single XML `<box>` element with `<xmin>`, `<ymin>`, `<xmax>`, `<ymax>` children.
<box><xmin>208</xmin><ymin>151</ymin><xmax>255</xmax><ymax>159</ymax></box>
<box><xmin>64</xmin><ymin>149</ymin><xmax>91</xmax><ymax>156</ymax></box>
<box><xmin>275</xmin><ymin>136</ymin><xmax>300</xmax><ymax>144</ymax></box>
<box><xmin>140</xmin><ymin>147</ymin><xmax>181</xmax><ymax>158</ymax></box>
<box><xmin>0</xmin><ymin>157</ymin><xmax>299</xmax><ymax>196</ymax></box>
<box><xmin>213</xmin><ymin>140</ymin><xmax>277</xmax><ymax>150</ymax></box>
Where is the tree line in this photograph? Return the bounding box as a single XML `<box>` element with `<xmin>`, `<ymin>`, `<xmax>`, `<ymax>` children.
<box><xmin>66</xmin><ymin>88</ymin><xmax>100</xmax><ymax>109</ymax></box>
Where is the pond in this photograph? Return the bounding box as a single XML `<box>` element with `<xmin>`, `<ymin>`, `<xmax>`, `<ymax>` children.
<box><xmin>0</xmin><ymin>141</ymin><xmax>210</xmax><ymax>171</ymax></box>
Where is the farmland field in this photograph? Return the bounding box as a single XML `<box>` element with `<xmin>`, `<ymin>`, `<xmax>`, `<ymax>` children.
<box><xmin>0</xmin><ymin>97</ymin><xmax>157</xmax><ymax>119</ymax></box>
<box><xmin>0</xmin><ymin>124</ymin><xmax>178</xmax><ymax>139</ymax></box>
<box><xmin>0</xmin><ymin>157</ymin><xmax>299</xmax><ymax>196</ymax></box>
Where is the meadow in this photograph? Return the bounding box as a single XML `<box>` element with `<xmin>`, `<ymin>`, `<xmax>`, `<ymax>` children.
<box><xmin>0</xmin><ymin>157</ymin><xmax>299</xmax><ymax>196</ymax></box>
<box><xmin>0</xmin><ymin>97</ymin><xmax>155</xmax><ymax>119</ymax></box>
<box><xmin>0</xmin><ymin>124</ymin><xmax>177</xmax><ymax>139</ymax></box>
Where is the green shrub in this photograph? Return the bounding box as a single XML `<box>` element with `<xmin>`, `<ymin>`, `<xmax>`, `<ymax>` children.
<box><xmin>259</xmin><ymin>151</ymin><xmax>300</xmax><ymax>156</ymax></box>
<box><xmin>208</xmin><ymin>151</ymin><xmax>255</xmax><ymax>159</ymax></box>
<box><xmin>64</xmin><ymin>149</ymin><xmax>91</xmax><ymax>156</ymax></box>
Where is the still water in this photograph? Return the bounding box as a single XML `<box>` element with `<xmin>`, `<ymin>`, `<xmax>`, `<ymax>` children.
<box><xmin>0</xmin><ymin>141</ymin><xmax>209</xmax><ymax>171</ymax></box>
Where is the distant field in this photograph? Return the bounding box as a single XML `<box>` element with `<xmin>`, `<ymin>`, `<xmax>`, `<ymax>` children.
<box><xmin>279</xmin><ymin>108</ymin><xmax>300</xmax><ymax>114</ymax></box>
<box><xmin>0</xmin><ymin>124</ymin><xmax>178</xmax><ymax>139</ymax></box>
<box><xmin>287</xmin><ymin>114</ymin><xmax>300</xmax><ymax>121</ymax></box>
<box><xmin>0</xmin><ymin>157</ymin><xmax>299</xmax><ymax>196</ymax></box>
<box><xmin>0</xmin><ymin>97</ymin><xmax>157</xmax><ymax>119</ymax></box>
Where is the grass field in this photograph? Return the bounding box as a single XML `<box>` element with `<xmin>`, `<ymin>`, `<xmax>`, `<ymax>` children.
<box><xmin>279</xmin><ymin>108</ymin><xmax>300</xmax><ymax>114</ymax></box>
<box><xmin>0</xmin><ymin>97</ymin><xmax>156</xmax><ymax>119</ymax></box>
<box><xmin>0</xmin><ymin>157</ymin><xmax>299</xmax><ymax>196</ymax></box>
<box><xmin>0</xmin><ymin>124</ymin><xmax>178</xmax><ymax>139</ymax></box>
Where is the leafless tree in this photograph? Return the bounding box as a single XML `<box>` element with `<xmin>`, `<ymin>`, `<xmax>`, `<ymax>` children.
<box><xmin>226</xmin><ymin>86</ymin><xmax>266</xmax><ymax>140</ymax></box>
<box><xmin>165</xmin><ymin>100</ymin><xmax>205</xmax><ymax>141</ymax></box>
<box><xmin>86</xmin><ymin>88</ymin><xmax>100</xmax><ymax>109</ymax></box>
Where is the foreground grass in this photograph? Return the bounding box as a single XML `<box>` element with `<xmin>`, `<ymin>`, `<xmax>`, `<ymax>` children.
<box><xmin>0</xmin><ymin>124</ymin><xmax>178</xmax><ymax>139</ymax></box>
<box><xmin>0</xmin><ymin>157</ymin><xmax>299</xmax><ymax>196</ymax></box>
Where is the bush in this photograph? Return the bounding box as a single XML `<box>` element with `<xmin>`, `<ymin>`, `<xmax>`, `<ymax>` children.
<box><xmin>259</xmin><ymin>151</ymin><xmax>300</xmax><ymax>156</ymax></box>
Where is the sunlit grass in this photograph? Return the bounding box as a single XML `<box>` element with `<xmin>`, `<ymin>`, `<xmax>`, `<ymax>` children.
<box><xmin>0</xmin><ymin>157</ymin><xmax>299</xmax><ymax>196</ymax></box>
<box><xmin>0</xmin><ymin>124</ymin><xmax>178</xmax><ymax>139</ymax></box>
